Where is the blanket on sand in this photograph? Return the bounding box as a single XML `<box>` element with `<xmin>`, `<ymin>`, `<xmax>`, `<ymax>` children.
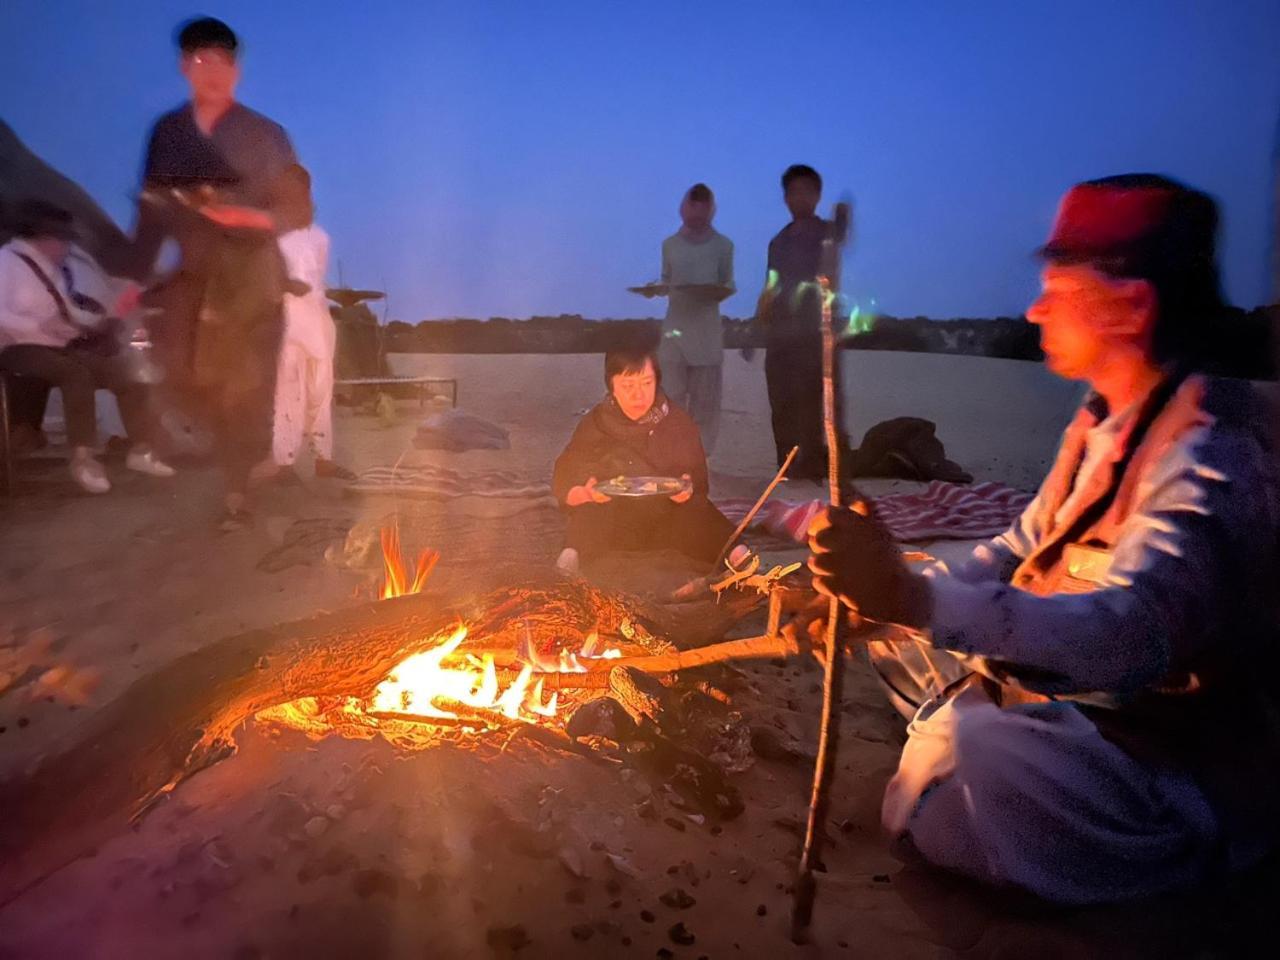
<box><xmin>716</xmin><ymin>481</ymin><xmax>1032</xmax><ymax>544</ymax></box>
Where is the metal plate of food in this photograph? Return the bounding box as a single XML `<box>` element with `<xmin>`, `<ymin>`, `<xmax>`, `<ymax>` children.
<box><xmin>595</xmin><ymin>475</ymin><xmax>691</xmax><ymax>498</ymax></box>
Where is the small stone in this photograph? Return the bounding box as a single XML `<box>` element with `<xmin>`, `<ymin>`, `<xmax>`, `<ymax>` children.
<box><xmin>558</xmin><ymin>847</ymin><xmax>588</xmax><ymax>878</ymax></box>
<box><xmin>659</xmin><ymin>888</ymin><xmax>696</xmax><ymax>910</ymax></box>
<box><xmin>640</xmin><ymin>909</ymin><xmax>656</xmax><ymax>923</ymax></box>
<box><xmin>662</xmin><ymin>817</ymin><xmax>687</xmax><ymax>833</ymax></box>
<box><xmin>570</xmin><ymin>923</ymin><xmax>595</xmax><ymax>941</ymax></box>
<box><xmin>873</xmin><ymin>873</ymin><xmax>891</xmax><ymax>884</ymax></box>
<box><xmin>325</xmin><ymin>804</ymin><xmax>346</xmax><ymax>820</ymax></box>
<box><xmin>756</xmin><ymin>904</ymin><xmax>767</xmax><ymax>917</ymax></box>
<box><xmin>622</xmin><ymin>937</ymin><xmax>632</xmax><ymax>947</ymax></box>
<box><xmin>668</xmin><ymin>921</ymin><xmax>696</xmax><ymax>946</ymax></box>
<box><xmin>303</xmin><ymin>816</ymin><xmax>329</xmax><ymax>839</ymax></box>
<box><xmin>605</xmin><ymin>853</ymin><xmax>640</xmax><ymax>878</ymax></box>
<box><xmin>565</xmin><ymin>887</ymin><xmax>586</xmax><ymax>904</ymax></box>
<box><xmin>657</xmin><ymin>950</ymin><xmax>674</xmax><ymax>960</ymax></box>
<box><xmin>610</xmin><ymin>899</ymin><xmax>623</xmax><ymax>909</ymax></box>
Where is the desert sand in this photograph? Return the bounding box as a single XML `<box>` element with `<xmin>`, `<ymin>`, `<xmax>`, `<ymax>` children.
<box><xmin>0</xmin><ymin>350</ymin><xmax>1260</xmax><ymax>959</ymax></box>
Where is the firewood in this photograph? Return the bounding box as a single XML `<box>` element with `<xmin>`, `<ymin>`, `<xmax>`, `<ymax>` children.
<box><xmin>608</xmin><ymin>665</ymin><xmax>668</xmax><ymax>725</ymax></box>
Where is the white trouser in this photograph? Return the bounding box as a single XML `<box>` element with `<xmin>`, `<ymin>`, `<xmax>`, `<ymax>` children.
<box><xmin>867</xmin><ymin>638</ymin><xmax>1219</xmax><ymax>904</ymax></box>
<box><xmin>273</xmin><ymin>341</ymin><xmax>334</xmax><ymax>465</ymax></box>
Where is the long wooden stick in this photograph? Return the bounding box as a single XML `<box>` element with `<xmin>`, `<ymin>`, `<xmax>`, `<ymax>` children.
<box><xmin>792</xmin><ymin>267</ymin><xmax>849</xmax><ymax>941</ymax></box>
<box><xmin>483</xmin><ymin>631</ymin><xmax>803</xmax><ymax>687</ymax></box>
<box><xmin>712</xmin><ymin>445</ymin><xmax>800</xmax><ymax>568</ymax></box>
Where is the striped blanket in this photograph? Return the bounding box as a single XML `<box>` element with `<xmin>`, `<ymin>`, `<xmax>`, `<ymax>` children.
<box><xmin>716</xmin><ymin>481</ymin><xmax>1033</xmax><ymax>544</ymax></box>
<box><xmin>349</xmin><ymin>464</ymin><xmax>551</xmax><ymax>500</ymax></box>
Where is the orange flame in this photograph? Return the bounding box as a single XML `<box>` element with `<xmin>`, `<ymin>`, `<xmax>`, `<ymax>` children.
<box><xmin>380</xmin><ymin>525</ymin><xmax>439</xmax><ymax>600</ymax></box>
<box><xmin>517</xmin><ymin>628</ymin><xmax>622</xmax><ymax>673</ymax></box>
<box><xmin>369</xmin><ymin>625</ymin><xmax>558</xmax><ymax>723</ymax></box>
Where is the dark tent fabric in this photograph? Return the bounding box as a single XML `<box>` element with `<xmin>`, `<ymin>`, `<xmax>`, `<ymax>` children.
<box><xmin>0</xmin><ymin>120</ymin><xmax>133</xmax><ymax>276</ymax></box>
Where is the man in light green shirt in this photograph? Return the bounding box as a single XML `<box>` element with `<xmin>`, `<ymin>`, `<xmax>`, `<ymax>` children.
<box><xmin>655</xmin><ymin>183</ymin><xmax>734</xmax><ymax>453</ymax></box>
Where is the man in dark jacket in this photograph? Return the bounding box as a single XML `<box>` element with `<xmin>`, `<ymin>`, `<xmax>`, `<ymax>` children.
<box><xmin>806</xmin><ymin>174</ymin><xmax>1280</xmax><ymax>904</ymax></box>
<box><xmin>552</xmin><ymin>347</ymin><xmax>734</xmax><ymax>573</ymax></box>
<box><xmin>131</xmin><ymin>16</ymin><xmax>296</xmax><ymax>529</ymax></box>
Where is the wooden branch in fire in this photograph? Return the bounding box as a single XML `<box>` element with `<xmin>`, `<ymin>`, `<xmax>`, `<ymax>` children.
<box><xmin>472</xmin><ymin>631</ymin><xmax>804</xmax><ymax>689</ymax></box>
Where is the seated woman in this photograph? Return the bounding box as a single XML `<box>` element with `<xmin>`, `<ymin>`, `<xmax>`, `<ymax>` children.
<box><xmin>0</xmin><ymin>200</ymin><xmax>173</xmax><ymax>493</ymax></box>
<box><xmin>552</xmin><ymin>346</ymin><xmax>735</xmax><ymax>574</ymax></box>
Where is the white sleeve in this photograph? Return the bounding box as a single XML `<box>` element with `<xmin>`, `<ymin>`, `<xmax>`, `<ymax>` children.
<box><xmin>0</xmin><ymin>251</ymin><xmax>63</xmax><ymax>343</ymax></box>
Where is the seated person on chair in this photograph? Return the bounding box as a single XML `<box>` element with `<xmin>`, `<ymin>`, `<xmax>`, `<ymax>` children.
<box><xmin>804</xmin><ymin>175</ymin><xmax>1280</xmax><ymax>905</ymax></box>
<box><xmin>0</xmin><ymin>200</ymin><xmax>174</xmax><ymax>494</ymax></box>
<box><xmin>553</xmin><ymin>346</ymin><xmax>735</xmax><ymax>574</ymax></box>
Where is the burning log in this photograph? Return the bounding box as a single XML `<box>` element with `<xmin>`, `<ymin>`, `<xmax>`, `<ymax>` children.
<box><xmin>0</xmin><ymin>575</ymin><xmax>761</xmax><ymax>906</ymax></box>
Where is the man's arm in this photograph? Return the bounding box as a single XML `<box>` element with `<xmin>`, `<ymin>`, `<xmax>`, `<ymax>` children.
<box><xmin>926</xmin><ymin>425</ymin><xmax>1277</xmax><ymax>694</ymax></box>
<box><xmin>552</xmin><ymin>415</ymin><xmax>611</xmax><ymax>506</ymax></box>
<box><xmin>712</xmin><ymin>237</ymin><xmax>736</xmax><ymax>303</ymax></box>
<box><xmin>741</xmin><ymin>242</ymin><xmax>779</xmax><ymax>360</ymax></box>
<box><xmin>129</xmin><ymin>124</ymin><xmax>170</xmax><ymax>281</ymax></box>
<box><xmin>937</xmin><ymin>491</ymin><xmax>1045</xmax><ymax>585</ymax></box>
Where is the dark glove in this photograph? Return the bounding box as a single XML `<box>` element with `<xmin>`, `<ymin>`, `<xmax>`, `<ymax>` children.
<box><xmin>807</xmin><ymin>504</ymin><xmax>931</xmax><ymax>628</ymax></box>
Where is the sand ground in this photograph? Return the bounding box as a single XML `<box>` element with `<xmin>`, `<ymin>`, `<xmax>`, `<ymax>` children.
<box><xmin>2</xmin><ymin>350</ymin><xmax>1248</xmax><ymax>959</ymax></box>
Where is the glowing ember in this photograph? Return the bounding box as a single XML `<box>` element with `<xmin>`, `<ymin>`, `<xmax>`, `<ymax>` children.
<box><xmin>369</xmin><ymin>625</ymin><xmax>559</xmax><ymax>723</ymax></box>
<box><xmin>380</xmin><ymin>525</ymin><xmax>439</xmax><ymax>600</ymax></box>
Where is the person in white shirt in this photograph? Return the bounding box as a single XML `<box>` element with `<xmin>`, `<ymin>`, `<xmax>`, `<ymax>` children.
<box><xmin>0</xmin><ymin>200</ymin><xmax>174</xmax><ymax>493</ymax></box>
<box><xmin>650</xmin><ymin>183</ymin><xmax>735</xmax><ymax>453</ymax></box>
<box><xmin>266</xmin><ymin>165</ymin><xmax>351</xmax><ymax>480</ymax></box>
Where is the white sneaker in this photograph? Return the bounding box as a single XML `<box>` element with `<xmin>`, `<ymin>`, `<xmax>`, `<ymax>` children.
<box><xmin>555</xmin><ymin>547</ymin><xmax>580</xmax><ymax>575</ymax></box>
<box><xmin>70</xmin><ymin>454</ymin><xmax>111</xmax><ymax>494</ymax></box>
<box><xmin>126</xmin><ymin>447</ymin><xmax>176</xmax><ymax>478</ymax></box>
<box><xmin>728</xmin><ymin>544</ymin><xmax>752</xmax><ymax>568</ymax></box>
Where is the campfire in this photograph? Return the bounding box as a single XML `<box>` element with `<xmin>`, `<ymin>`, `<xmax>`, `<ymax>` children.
<box><xmin>1</xmin><ymin>521</ymin><xmax>799</xmax><ymax>902</ymax></box>
<box><xmin>257</xmin><ymin>526</ymin><xmax>639</xmax><ymax>746</ymax></box>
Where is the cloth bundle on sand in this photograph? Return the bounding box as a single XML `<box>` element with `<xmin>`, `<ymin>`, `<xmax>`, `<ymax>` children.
<box><xmin>349</xmin><ymin>463</ymin><xmax>549</xmax><ymax>500</ymax></box>
<box><xmin>716</xmin><ymin>480</ymin><xmax>1033</xmax><ymax>544</ymax></box>
<box><xmin>847</xmin><ymin>417</ymin><xmax>973</xmax><ymax>483</ymax></box>
<box><xmin>413</xmin><ymin>409</ymin><xmax>511</xmax><ymax>452</ymax></box>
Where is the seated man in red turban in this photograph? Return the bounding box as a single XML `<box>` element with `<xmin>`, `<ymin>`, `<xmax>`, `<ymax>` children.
<box><xmin>807</xmin><ymin>174</ymin><xmax>1280</xmax><ymax>904</ymax></box>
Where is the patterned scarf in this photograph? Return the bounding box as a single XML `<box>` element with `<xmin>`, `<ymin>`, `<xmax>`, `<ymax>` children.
<box><xmin>602</xmin><ymin>393</ymin><xmax>670</xmax><ymax>430</ymax></box>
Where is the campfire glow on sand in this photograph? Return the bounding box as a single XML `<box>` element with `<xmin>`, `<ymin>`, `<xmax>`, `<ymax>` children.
<box><xmin>258</xmin><ymin>528</ymin><xmax>622</xmax><ymax>740</ymax></box>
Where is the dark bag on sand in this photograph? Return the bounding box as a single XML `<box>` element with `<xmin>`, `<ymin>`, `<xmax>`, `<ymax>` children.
<box><xmin>847</xmin><ymin>416</ymin><xmax>973</xmax><ymax>483</ymax></box>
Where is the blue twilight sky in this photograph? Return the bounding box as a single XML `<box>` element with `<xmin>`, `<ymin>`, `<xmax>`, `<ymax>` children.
<box><xmin>2</xmin><ymin>0</ymin><xmax>1278</xmax><ymax>322</ymax></box>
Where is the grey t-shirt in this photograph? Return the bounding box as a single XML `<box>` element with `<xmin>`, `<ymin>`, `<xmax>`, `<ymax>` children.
<box><xmin>660</xmin><ymin>229</ymin><xmax>734</xmax><ymax>366</ymax></box>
